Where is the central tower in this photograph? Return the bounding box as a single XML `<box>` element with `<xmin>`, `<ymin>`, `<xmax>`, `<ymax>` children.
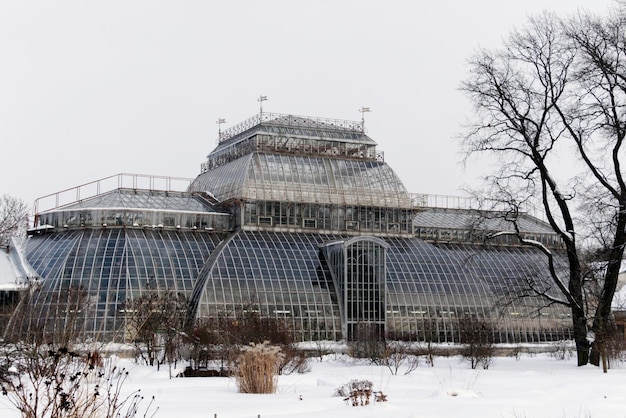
<box><xmin>188</xmin><ymin>112</ymin><xmax>416</xmax><ymax>340</ymax></box>
<box><xmin>189</xmin><ymin>112</ymin><xmax>415</xmax><ymax>236</ymax></box>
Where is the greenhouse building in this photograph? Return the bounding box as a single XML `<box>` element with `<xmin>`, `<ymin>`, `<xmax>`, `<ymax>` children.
<box><xmin>4</xmin><ymin>112</ymin><xmax>571</xmax><ymax>343</ymax></box>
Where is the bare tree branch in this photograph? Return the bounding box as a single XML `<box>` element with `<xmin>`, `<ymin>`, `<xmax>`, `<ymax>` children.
<box><xmin>0</xmin><ymin>194</ymin><xmax>28</xmax><ymax>245</ymax></box>
<box><xmin>460</xmin><ymin>8</ymin><xmax>626</xmax><ymax>366</ymax></box>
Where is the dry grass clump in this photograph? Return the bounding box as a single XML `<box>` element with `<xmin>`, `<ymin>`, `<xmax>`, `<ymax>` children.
<box><xmin>236</xmin><ymin>341</ymin><xmax>284</xmax><ymax>394</ymax></box>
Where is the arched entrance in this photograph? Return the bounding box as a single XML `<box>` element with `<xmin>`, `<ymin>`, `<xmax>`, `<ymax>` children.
<box><xmin>320</xmin><ymin>236</ymin><xmax>388</xmax><ymax>341</ymax></box>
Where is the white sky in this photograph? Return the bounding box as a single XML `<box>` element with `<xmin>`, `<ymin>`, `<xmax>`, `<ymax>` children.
<box><xmin>0</xmin><ymin>0</ymin><xmax>617</xmax><ymax>209</ymax></box>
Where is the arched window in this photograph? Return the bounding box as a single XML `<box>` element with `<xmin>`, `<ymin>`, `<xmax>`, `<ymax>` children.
<box><xmin>320</xmin><ymin>236</ymin><xmax>388</xmax><ymax>341</ymax></box>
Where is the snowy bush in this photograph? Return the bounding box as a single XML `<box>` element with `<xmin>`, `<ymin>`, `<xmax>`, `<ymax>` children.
<box><xmin>335</xmin><ymin>379</ymin><xmax>387</xmax><ymax>406</ymax></box>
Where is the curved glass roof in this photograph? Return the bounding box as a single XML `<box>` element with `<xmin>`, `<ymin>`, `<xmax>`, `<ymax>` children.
<box><xmin>16</xmin><ymin>229</ymin><xmax>220</xmax><ymax>339</ymax></box>
<box><xmin>191</xmin><ymin>112</ymin><xmax>412</xmax><ymax>208</ymax></box>
<box><xmin>191</xmin><ymin>230</ymin><xmax>343</xmax><ymax>341</ymax></box>
<box><xmin>190</xmin><ymin>153</ymin><xmax>413</xmax><ymax>208</ymax></box>
<box><xmin>190</xmin><ymin>230</ymin><xmax>569</xmax><ymax>343</ymax></box>
<box><xmin>414</xmin><ymin>207</ymin><xmax>555</xmax><ymax>234</ymax></box>
<box><xmin>15</xmin><ymin>228</ymin><xmax>568</xmax><ymax>343</ymax></box>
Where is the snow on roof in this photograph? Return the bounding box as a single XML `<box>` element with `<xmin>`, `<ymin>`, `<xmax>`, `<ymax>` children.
<box><xmin>0</xmin><ymin>247</ymin><xmax>22</xmax><ymax>290</ymax></box>
<box><xmin>0</xmin><ymin>238</ymin><xmax>35</xmax><ymax>291</ymax></box>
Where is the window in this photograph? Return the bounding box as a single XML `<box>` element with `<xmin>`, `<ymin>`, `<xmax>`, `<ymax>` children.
<box><xmin>258</xmin><ymin>216</ymin><xmax>273</xmax><ymax>226</ymax></box>
<box><xmin>346</xmin><ymin>221</ymin><xmax>359</xmax><ymax>230</ymax></box>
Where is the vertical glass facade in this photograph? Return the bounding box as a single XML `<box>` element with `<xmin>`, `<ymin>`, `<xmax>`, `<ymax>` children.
<box><xmin>320</xmin><ymin>237</ymin><xmax>388</xmax><ymax>341</ymax></box>
<box><xmin>188</xmin><ymin>231</ymin><xmax>569</xmax><ymax>343</ymax></box>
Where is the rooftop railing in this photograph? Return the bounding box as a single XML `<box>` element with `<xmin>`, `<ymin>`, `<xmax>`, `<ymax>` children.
<box><xmin>410</xmin><ymin>193</ymin><xmax>547</xmax><ymax>222</ymax></box>
<box><xmin>410</xmin><ymin>193</ymin><xmax>479</xmax><ymax>209</ymax></box>
<box><xmin>33</xmin><ymin>175</ymin><xmax>548</xmax><ymax>225</ymax></box>
<box><xmin>34</xmin><ymin>173</ymin><xmax>193</xmax><ymax>216</ymax></box>
<box><xmin>218</xmin><ymin>112</ymin><xmax>364</xmax><ymax>144</ymax></box>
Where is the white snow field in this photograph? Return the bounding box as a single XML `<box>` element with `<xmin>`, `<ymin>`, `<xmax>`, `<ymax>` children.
<box><xmin>2</xmin><ymin>350</ymin><xmax>626</xmax><ymax>418</ymax></box>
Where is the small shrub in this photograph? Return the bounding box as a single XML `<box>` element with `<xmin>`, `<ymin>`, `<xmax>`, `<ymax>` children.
<box><xmin>278</xmin><ymin>345</ymin><xmax>310</xmax><ymax>375</ymax></box>
<box><xmin>347</xmin><ymin>323</ymin><xmax>386</xmax><ymax>363</ymax></box>
<box><xmin>336</xmin><ymin>379</ymin><xmax>371</xmax><ymax>406</ymax></box>
<box><xmin>347</xmin><ymin>340</ymin><xmax>386</xmax><ymax>363</ymax></box>
<box><xmin>381</xmin><ymin>342</ymin><xmax>420</xmax><ymax>375</ymax></box>
<box><xmin>550</xmin><ymin>340</ymin><xmax>574</xmax><ymax>361</ymax></box>
<box><xmin>420</xmin><ymin>318</ymin><xmax>440</xmax><ymax>367</ymax></box>
<box><xmin>434</xmin><ymin>366</ymin><xmax>482</xmax><ymax>397</ymax></box>
<box><xmin>511</xmin><ymin>344</ymin><xmax>523</xmax><ymax>361</ymax></box>
<box><xmin>236</xmin><ymin>341</ymin><xmax>284</xmax><ymax>394</ymax></box>
<box><xmin>602</xmin><ymin>326</ymin><xmax>625</xmax><ymax>369</ymax></box>
<box><xmin>335</xmin><ymin>379</ymin><xmax>388</xmax><ymax>406</ymax></box>
<box><xmin>375</xmin><ymin>391</ymin><xmax>388</xmax><ymax>402</ymax></box>
<box><xmin>459</xmin><ymin>316</ymin><xmax>495</xmax><ymax>369</ymax></box>
<box><xmin>313</xmin><ymin>341</ymin><xmax>334</xmax><ymax>362</ymax></box>
<box><xmin>422</xmin><ymin>342</ymin><xmax>437</xmax><ymax>367</ymax></box>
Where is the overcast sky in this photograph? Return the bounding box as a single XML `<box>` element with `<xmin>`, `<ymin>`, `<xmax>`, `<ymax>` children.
<box><xmin>0</xmin><ymin>0</ymin><xmax>617</xmax><ymax>210</ymax></box>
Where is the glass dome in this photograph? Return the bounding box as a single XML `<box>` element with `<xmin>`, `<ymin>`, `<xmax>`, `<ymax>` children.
<box><xmin>190</xmin><ymin>153</ymin><xmax>413</xmax><ymax>208</ymax></box>
<box><xmin>190</xmin><ymin>113</ymin><xmax>413</xmax><ymax>209</ymax></box>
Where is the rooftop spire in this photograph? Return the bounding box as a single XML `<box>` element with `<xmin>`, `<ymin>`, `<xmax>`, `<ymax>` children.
<box><xmin>258</xmin><ymin>95</ymin><xmax>268</xmax><ymax>114</ymax></box>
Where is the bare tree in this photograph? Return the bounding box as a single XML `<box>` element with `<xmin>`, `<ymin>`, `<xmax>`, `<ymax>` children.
<box><xmin>123</xmin><ymin>290</ymin><xmax>188</xmax><ymax>368</ymax></box>
<box><xmin>380</xmin><ymin>341</ymin><xmax>420</xmax><ymax>375</ymax></box>
<box><xmin>459</xmin><ymin>316</ymin><xmax>495</xmax><ymax>370</ymax></box>
<box><xmin>461</xmin><ymin>6</ymin><xmax>626</xmax><ymax>367</ymax></box>
<box><xmin>0</xmin><ymin>194</ymin><xmax>28</xmax><ymax>245</ymax></box>
<box><xmin>419</xmin><ymin>318</ymin><xmax>440</xmax><ymax>366</ymax></box>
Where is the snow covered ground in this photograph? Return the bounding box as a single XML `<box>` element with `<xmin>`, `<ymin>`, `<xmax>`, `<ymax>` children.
<box><xmin>2</xmin><ymin>350</ymin><xmax>625</xmax><ymax>418</ymax></box>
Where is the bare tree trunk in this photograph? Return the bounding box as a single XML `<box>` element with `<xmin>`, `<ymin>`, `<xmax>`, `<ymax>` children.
<box><xmin>590</xmin><ymin>213</ymin><xmax>626</xmax><ymax>366</ymax></box>
<box><xmin>567</xmin><ymin>249</ymin><xmax>589</xmax><ymax>367</ymax></box>
<box><xmin>572</xmin><ymin>306</ymin><xmax>590</xmax><ymax>366</ymax></box>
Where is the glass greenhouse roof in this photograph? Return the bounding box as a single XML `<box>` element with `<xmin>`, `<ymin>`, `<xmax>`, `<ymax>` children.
<box><xmin>216</xmin><ymin>113</ymin><xmax>374</xmax><ymax>149</ymax></box>
<box><xmin>20</xmin><ymin>228</ymin><xmax>221</xmax><ymax>339</ymax></box>
<box><xmin>191</xmin><ymin>153</ymin><xmax>413</xmax><ymax>208</ymax></box>
<box><xmin>190</xmin><ymin>112</ymin><xmax>414</xmax><ymax>210</ymax></box>
<box><xmin>190</xmin><ymin>230</ymin><xmax>569</xmax><ymax>343</ymax></box>
<box><xmin>41</xmin><ymin>189</ymin><xmax>225</xmax><ymax>214</ymax></box>
<box><xmin>414</xmin><ymin>207</ymin><xmax>556</xmax><ymax>234</ymax></box>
